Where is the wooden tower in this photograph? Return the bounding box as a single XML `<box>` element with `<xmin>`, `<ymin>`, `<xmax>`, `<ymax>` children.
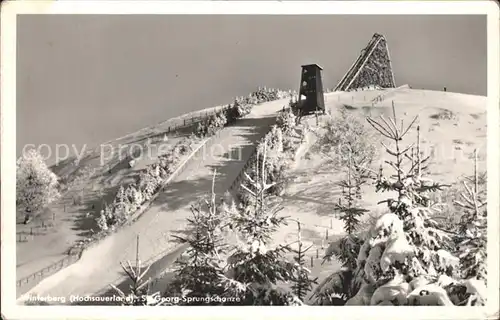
<box><xmin>298</xmin><ymin>64</ymin><xmax>325</xmax><ymax>115</ymax></box>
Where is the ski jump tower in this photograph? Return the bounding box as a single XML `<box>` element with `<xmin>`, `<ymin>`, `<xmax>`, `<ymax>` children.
<box><xmin>297</xmin><ymin>64</ymin><xmax>325</xmax><ymax>116</ymax></box>
<box><xmin>335</xmin><ymin>33</ymin><xmax>396</xmax><ymax>91</ymax></box>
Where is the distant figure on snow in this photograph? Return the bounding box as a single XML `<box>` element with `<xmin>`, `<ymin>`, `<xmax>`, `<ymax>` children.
<box><xmin>128</xmin><ymin>159</ymin><xmax>136</xmax><ymax>168</ymax></box>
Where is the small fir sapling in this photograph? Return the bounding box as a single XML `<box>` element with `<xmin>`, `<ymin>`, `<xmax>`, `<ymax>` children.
<box><xmin>168</xmin><ymin>170</ymin><xmax>231</xmax><ymax>305</ymax></box>
<box><xmin>111</xmin><ymin>236</ymin><xmax>165</xmax><ymax>306</ymax></box>
<box><xmin>454</xmin><ymin>149</ymin><xmax>487</xmax><ymax>282</ymax></box>
<box><xmin>290</xmin><ymin>220</ymin><xmax>319</xmax><ymax>303</ymax></box>
<box><xmin>348</xmin><ymin>104</ymin><xmax>459</xmax><ymax>305</ymax></box>
<box><xmin>227</xmin><ymin>143</ymin><xmax>296</xmax><ymax>305</ymax></box>
<box><xmin>365</xmin><ymin>104</ymin><xmax>453</xmax><ymax>278</ymax></box>
<box><xmin>336</xmin><ymin>152</ymin><xmax>370</xmax><ymax>236</ymax></box>
<box><xmin>312</xmin><ymin>152</ymin><xmax>368</xmax><ymax>305</ymax></box>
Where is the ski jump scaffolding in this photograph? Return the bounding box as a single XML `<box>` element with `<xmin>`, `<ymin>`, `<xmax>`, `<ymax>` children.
<box><xmin>335</xmin><ymin>33</ymin><xmax>396</xmax><ymax>92</ymax></box>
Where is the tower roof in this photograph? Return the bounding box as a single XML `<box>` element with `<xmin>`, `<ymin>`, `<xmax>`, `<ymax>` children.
<box><xmin>301</xmin><ymin>63</ymin><xmax>323</xmax><ymax>70</ymax></box>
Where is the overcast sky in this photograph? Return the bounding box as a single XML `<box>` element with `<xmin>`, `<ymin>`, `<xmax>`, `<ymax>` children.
<box><xmin>16</xmin><ymin>15</ymin><xmax>486</xmax><ymax>161</ymax></box>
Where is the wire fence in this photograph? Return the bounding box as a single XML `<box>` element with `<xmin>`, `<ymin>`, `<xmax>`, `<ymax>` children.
<box><xmin>107</xmin><ymin>105</ymin><xmax>232</xmax><ymax>146</ymax></box>
<box><xmin>371</xmin><ymin>85</ymin><xmax>408</xmax><ymax>106</ymax></box>
<box><xmin>16</xmin><ymin>252</ymin><xmax>82</xmax><ymax>297</ymax></box>
<box><xmin>160</xmin><ymin>106</ymin><xmax>232</xmax><ymax>135</ymax></box>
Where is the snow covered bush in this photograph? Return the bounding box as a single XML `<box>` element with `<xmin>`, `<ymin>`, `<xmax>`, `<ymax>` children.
<box><xmin>96</xmin><ymin>202</ymin><xmax>118</xmax><ymax>233</ymax></box>
<box><xmin>195</xmin><ymin>112</ymin><xmax>228</xmax><ymax>138</ymax></box>
<box><xmin>248</xmin><ymin>86</ymin><xmax>291</xmax><ymax>103</ymax></box>
<box><xmin>137</xmin><ymin>167</ymin><xmax>162</xmax><ymax>201</ymax></box>
<box><xmin>276</xmin><ymin>107</ymin><xmax>298</xmax><ymax>152</ymax></box>
<box><xmin>17</xmin><ymin>149</ymin><xmax>61</xmax><ymax>223</ymax></box>
<box><xmin>157</xmin><ymin>139</ymin><xmax>192</xmax><ymax>174</ymax></box>
<box><xmin>232</xmin><ymin>98</ymin><xmax>252</xmax><ymax>118</ymax></box>
<box><xmin>224</xmin><ymin>103</ymin><xmax>240</xmax><ymax>124</ymax></box>
<box><xmin>195</xmin><ymin>115</ymin><xmax>224</xmax><ymax>138</ymax></box>
<box><xmin>96</xmin><ymin>207</ymin><xmax>110</xmax><ymax>232</ymax></box>
<box><xmin>112</xmin><ymin>185</ymin><xmax>133</xmax><ymax>223</ymax></box>
<box><xmin>209</xmin><ymin>112</ymin><xmax>228</xmax><ymax>135</ymax></box>
<box><xmin>276</xmin><ymin>107</ymin><xmax>296</xmax><ymax>135</ymax></box>
<box><xmin>317</xmin><ymin>106</ymin><xmax>378</xmax><ymax>170</ymax></box>
<box><xmin>239</xmin><ymin>126</ymin><xmax>291</xmax><ymax>204</ymax></box>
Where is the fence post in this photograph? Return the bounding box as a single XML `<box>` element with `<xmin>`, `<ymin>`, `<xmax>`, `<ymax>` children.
<box><xmin>136</xmin><ymin>235</ymin><xmax>140</xmax><ymax>268</ymax></box>
<box><xmin>310</xmin><ymin>256</ymin><xmax>314</xmax><ymax>268</ymax></box>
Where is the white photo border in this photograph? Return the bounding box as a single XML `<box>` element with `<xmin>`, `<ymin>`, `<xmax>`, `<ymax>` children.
<box><xmin>1</xmin><ymin>1</ymin><xmax>499</xmax><ymax>319</ymax></box>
